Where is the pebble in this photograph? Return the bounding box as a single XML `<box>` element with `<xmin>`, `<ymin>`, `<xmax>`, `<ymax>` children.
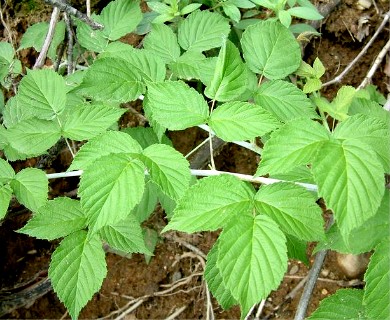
<box><xmin>321</xmin><ymin>288</ymin><xmax>328</xmax><ymax>295</ymax></box>
<box><xmin>321</xmin><ymin>269</ymin><xmax>330</xmax><ymax>277</ymax></box>
<box><xmin>289</xmin><ymin>265</ymin><xmax>299</xmax><ymax>275</ymax></box>
<box><xmin>336</xmin><ymin>253</ymin><xmax>370</xmax><ymax>279</ymax></box>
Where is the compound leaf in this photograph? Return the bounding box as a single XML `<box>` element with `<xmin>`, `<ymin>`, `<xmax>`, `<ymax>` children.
<box><xmin>204</xmin><ymin>242</ymin><xmax>237</xmax><ymax>310</ymax></box>
<box><xmin>209</xmin><ymin>101</ymin><xmax>280</xmax><ymax>141</ymax></box>
<box><xmin>18</xmin><ymin>69</ymin><xmax>66</xmax><ymax>119</ymax></box>
<box><xmin>49</xmin><ymin>230</ymin><xmax>107</xmax><ymax>320</ymax></box>
<box><xmin>178</xmin><ymin>10</ymin><xmax>230</xmax><ymax>52</ymax></box>
<box><xmin>256</xmin><ymin>118</ymin><xmax>330</xmax><ymax>176</ymax></box>
<box><xmin>99</xmin><ymin>0</ymin><xmax>142</xmax><ymax>41</ymax></box>
<box><xmin>254</xmin><ymin>183</ymin><xmax>324</xmax><ymax>241</ymax></box>
<box><xmin>11</xmin><ymin>167</ymin><xmax>48</xmax><ymax>212</ymax></box>
<box><xmin>312</xmin><ymin>139</ymin><xmax>384</xmax><ymax>236</ymax></box>
<box><xmin>363</xmin><ymin>238</ymin><xmax>390</xmax><ymax>320</ymax></box>
<box><xmin>241</xmin><ymin>20</ymin><xmax>301</xmax><ymax>79</ymax></box>
<box><xmin>141</xmin><ymin>144</ymin><xmax>191</xmax><ymax>200</ymax></box>
<box><xmin>308</xmin><ymin>289</ymin><xmax>366</xmax><ymax>320</ymax></box>
<box><xmin>77</xmin><ymin>57</ymin><xmax>144</xmax><ymax>102</ymax></box>
<box><xmin>18</xmin><ymin>197</ymin><xmax>87</xmax><ymax>240</ymax></box>
<box><xmin>255</xmin><ymin>80</ymin><xmax>318</xmax><ymax>122</ymax></box>
<box><xmin>69</xmin><ymin>131</ymin><xmax>142</xmax><ymax>171</ymax></box>
<box><xmin>62</xmin><ymin>103</ymin><xmax>125</xmax><ymax>140</ymax></box>
<box><xmin>79</xmin><ymin>154</ymin><xmax>145</xmax><ymax>233</ymax></box>
<box><xmin>144</xmin><ymin>24</ymin><xmax>180</xmax><ymax>63</ymax></box>
<box><xmin>6</xmin><ymin>118</ymin><xmax>61</xmax><ymax>156</ymax></box>
<box><xmin>164</xmin><ymin>174</ymin><xmax>254</xmax><ymax>233</ymax></box>
<box><xmin>217</xmin><ymin>214</ymin><xmax>287</xmax><ymax>316</ymax></box>
<box><xmin>146</xmin><ymin>80</ymin><xmax>209</xmax><ymax>130</ymax></box>
<box><xmin>205</xmin><ymin>40</ymin><xmax>247</xmax><ymax>102</ymax></box>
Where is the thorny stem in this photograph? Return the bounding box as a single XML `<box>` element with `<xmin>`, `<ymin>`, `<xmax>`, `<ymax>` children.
<box><xmin>322</xmin><ymin>9</ymin><xmax>390</xmax><ymax>87</ymax></box>
<box><xmin>34</xmin><ymin>7</ymin><xmax>60</xmax><ymax>69</ymax></box>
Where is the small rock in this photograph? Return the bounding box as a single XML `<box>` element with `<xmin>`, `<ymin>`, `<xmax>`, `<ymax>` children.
<box><xmin>336</xmin><ymin>253</ymin><xmax>370</xmax><ymax>279</ymax></box>
<box><xmin>356</xmin><ymin>0</ymin><xmax>372</xmax><ymax>9</ymax></box>
<box><xmin>321</xmin><ymin>269</ymin><xmax>330</xmax><ymax>277</ymax></box>
<box><xmin>321</xmin><ymin>288</ymin><xmax>328</xmax><ymax>295</ymax></box>
<box><xmin>289</xmin><ymin>265</ymin><xmax>299</xmax><ymax>275</ymax></box>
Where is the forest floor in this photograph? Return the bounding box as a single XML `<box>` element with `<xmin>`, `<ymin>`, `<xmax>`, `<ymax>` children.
<box><xmin>0</xmin><ymin>0</ymin><xmax>389</xmax><ymax>318</ymax></box>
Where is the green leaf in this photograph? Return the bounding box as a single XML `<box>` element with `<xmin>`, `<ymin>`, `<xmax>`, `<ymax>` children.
<box><xmin>205</xmin><ymin>40</ymin><xmax>247</xmax><ymax>101</ymax></box>
<box><xmin>131</xmin><ymin>180</ymin><xmax>159</xmax><ymax>223</ymax></box>
<box><xmin>254</xmin><ymin>183</ymin><xmax>324</xmax><ymax>241</ymax></box>
<box><xmin>18</xmin><ymin>198</ymin><xmax>87</xmax><ymax>240</ymax></box>
<box><xmin>100</xmin><ymin>215</ymin><xmax>151</xmax><ymax>254</ymax></box>
<box><xmin>317</xmin><ymin>86</ymin><xmax>356</xmax><ymax>121</ymax></box>
<box><xmin>230</xmin><ymin>0</ymin><xmax>256</xmax><ymax>8</ymax></box>
<box><xmin>3</xmin><ymin>96</ymin><xmax>35</xmax><ymax>128</ymax></box>
<box><xmin>312</xmin><ymin>139</ymin><xmax>384</xmax><ymax>236</ymax></box>
<box><xmin>333</xmin><ymin>114</ymin><xmax>390</xmax><ymax>172</ymax></box>
<box><xmin>222</xmin><ymin>2</ymin><xmax>241</xmax><ymax>22</ymax></box>
<box><xmin>76</xmin><ymin>16</ymin><xmax>108</xmax><ymax>52</ymax></box>
<box><xmin>143</xmin><ymin>24</ymin><xmax>180</xmax><ymax>63</ymax></box>
<box><xmin>62</xmin><ymin>103</ymin><xmax>125</xmax><ymax>140</ymax></box>
<box><xmin>364</xmin><ymin>238</ymin><xmax>390</xmax><ymax>320</ymax></box>
<box><xmin>241</xmin><ymin>20</ymin><xmax>301</xmax><ymax>79</ymax></box>
<box><xmin>204</xmin><ymin>242</ymin><xmax>237</xmax><ymax>310</ymax></box>
<box><xmin>217</xmin><ymin>214</ymin><xmax>287</xmax><ymax>315</ymax></box>
<box><xmin>169</xmin><ymin>51</ymin><xmax>207</xmax><ymax>80</ymax></box>
<box><xmin>255</xmin><ymin>80</ymin><xmax>318</xmax><ymax>122</ymax></box>
<box><xmin>49</xmin><ymin>230</ymin><xmax>107</xmax><ymax>320</ymax></box>
<box><xmin>6</xmin><ymin>118</ymin><xmax>61</xmax><ymax>156</ymax></box>
<box><xmin>308</xmin><ymin>289</ymin><xmax>366</xmax><ymax>320</ymax></box>
<box><xmin>313</xmin><ymin>57</ymin><xmax>325</xmax><ymax>78</ymax></box>
<box><xmin>180</xmin><ymin>3</ymin><xmax>202</xmax><ymax>15</ymax></box>
<box><xmin>141</xmin><ymin>144</ymin><xmax>191</xmax><ymax>200</ymax></box>
<box><xmin>99</xmin><ymin>0</ymin><xmax>142</xmax><ymax>41</ymax></box>
<box><xmin>256</xmin><ymin>119</ymin><xmax>330</xmax><ymax>176</ymax></box>
<box><xmin>147</xmin><ymin>1</ymin><xmax>172</xmax><ymax>14</ymax></box>
<box><xmin>349</xmin><ymin>98</ymin><xmax>390</xmax><ymax>122</ymax></box>
<box><xmin>0</xmin><ymin>184</ymin><xmax>12</xmax><ymax>220</ymax></box>
<box><xmin>77</xmin><ymin>57</ymin><xmax>144</xmax><ymax>102</ymax></box>
<box><xmin>178</xmin><ymin>10</ymin><xmax>230</xmax><ymax>52</ymax></box>
<box><xmin>278</xmin><ymin>10</ymin><xmax>292</xmax><ymax>28</ymax></box>
<box><xmin>286</xmin><ymin>234</ymin><xmax>308</xmax><ymax>264</ymax></box>
<box><xmin>69</xmin><ymin>131</ymin><xmax>142</xmax><ymax>171</ymax></box>
<box><xmin>0</xmin><ymin>158</ymin><xmax>15</xmax><ymax>184</ymax></box>
<box><xmin>303</xmin><ymin>78</ymin><xmax>322</xmax><ymax>94</ymax></box>
<box><xmin>79</xmin><ymin>154</ymin><xmax>145</xmax><ymax>233</ymax></box>
<box><xmin>270</xmin><ymin>165</ymin><xmax>315</xmax><ymax>184</ymax></box>
<box><xmin>209</xmin><ymin>101</ymin><xmax>280</xmax><ymax>141</ymax></box>
<box><xmin>11</xmin><ymin>168</ymin><xmax>48</xmax><ymax>211</ymax></box>
<box><xmin>98</xmin><ymin>41</ymin><xmax>136</xmax><ymax>59</ymax></box>
<box><xmin>122</xmin><ymin>127</ymin><xmax>172</xmax><ymax>149</ymax></box>
<box><xmin>287</xmin><ymin>6</ymin><xmax>323</xmax><ymax>20</ymax></box>
<box><xmin>164</xmin><ymin>174</ymin><xmax>254</xmax><ymax>233</ymax></box>
<box><xmin>18</xmin><ymin>69</ymin><xmax>67</xmax><ymax>119</ymax></box>
<box><xmin>0</xmin><ymin>41</ymin><xmax>14</xmax><ymax>63</ymax></box>
<box><xmin>146</xmin><ymin>80</ymin><xmax>209</xmax><ymax>130</ymax></box>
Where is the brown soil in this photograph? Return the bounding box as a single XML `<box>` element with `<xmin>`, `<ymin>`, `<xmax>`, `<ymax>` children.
<box><xmin>1</xmin><ymin>0</ymin><xmax>388</xmax><ymax>319</ymax></box>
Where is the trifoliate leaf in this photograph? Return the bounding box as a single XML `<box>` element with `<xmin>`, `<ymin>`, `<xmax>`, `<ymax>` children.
<box><xmin>141</xmin><ymin>144</ymin><xmax>191</xmax><ymax>200</ymax></box>
<box><xmin>0</xmin><ymin>158</ymin><xmax>15</xmax><ymax>184</ymax></box>
<box><xmin>256</xmin><ymin>119</ymin><xmax>330</xmax><ymax>176</ymax></box>
<box><xmin>164</xmin><ymin>174</ymin><xmax>254</xmax><ymax>233</ymax></box>
<box><xmin>18</xmin><ymin>69</ymin><xmax>66</xmax><ymax>119</ymax></box>
<box><xmin>169</xmin><ymin>51</ymin><xmax>207</xmax><ymax>80</ymax></box>
<box><xmin>255</xmin><ymin>80</ymin><xmax>318</xmax><ymax>122</ymax></box>
<box><xmin>0</xmin><ymin>184</ymin><xmax>12</xmax><ymax>219</ymax></box>
<box><xmin>364</xmin><ymin>238</ymin><xmax>390</xmax><ymax>320</ymax></box>
<box><xmin>146</xmin><ymin>80</ymin><xmax>209</xmax><ymax>130</ymax></box>
<box><xmin>99</xmin><ymin>0</ymin><xmax>142</xmax><ymax>41</ymax></box>
<box><xmin>62</xmin><ymin>103</ymin><xmax>125</xmax><ymax>140</ymax></box>
<box><xmin>333</xmin><ymin>114</ymin><xmax>390</xmax><ymax>172</ymax></box>
<box><xmin>205</xmin><ymin>40</ymin><xmax>247</xmax><ymax>102</ymax></box>
<box><xmin>69</xmin><ymin>131</ymin><xmax>142</xmax><ymax>171</ymax></box>
<box><xmin>49</xmin><ymin>230</ymin><xmax>107</xmax><ymax>320</ymax></box>
<box><xmin>77</xmin><ymin>57</ymin><xmax>144</xmax><ymax>102</ymax></box>
<box><xmin>5</xmin><ymin>118</ymin><xmax>61</xmax><ymax>156</ymax></box>
<box><xmin>308</xmin><ymin>289</ymin><xmax>366</xmax><ymax>320</ymax></box>
<box><xmin>143</xmin><ymin>24</ymin><xmax>180</xmax><ymax>63</ymax></box>
<box><xmin>312</xmin><ymin>139</ymin><xmax>384</xmax><ymax>236</ymax></box>
<box><xmin>18</xmin><ymin>197</ymin><xmax>87</xmax><ymax>240</ymax></box>
<box><xmin>209</xmin><ymin>101</ymin><xmax>280</xmax><ymax>141</ymax></box>
<box><xmin>76</xmin><ymin>16</ymin><xmax>108</xmax><ymax>52</ymax></box>
<box><xmin>10</xmin><ymin>168</ymin><xmax>48</xmax><ymax>211</ymax></box>
<box><xmin>286</xmin><ymin>234</ymin><xmax>308</xmax><ymax>265</ymax></box>
<box><xmin>255</xmin><ymin>183</ymin><xmax>324</xmax><ymax>241</ymax></box>
<box><xmin>100</xmin><ymin>214</ymin><xmax>151</xmax><ymax>254</ymax></box>
<box><xmin>79</xmin><ymin>154</ymin><xmax>145</xmax><ymax>233</ymax></box>
<box><xmin>178</xmin><ymin>10</ymin><xmax>230</xmax><ymax>52</ymax></box>
<box><xmin>217</xmin><ymin>214</ymin><xmax>287</xmax><ymax>316</ymax></box>
<box><xmin>241</xmin><ymin>20</ymin><xmax>301</xmax><ymax>79</ymax></box>
<box><xmin>204</xmin><ymin>242</ymin><xmax>237</xmax><ymax>309</ymax></box>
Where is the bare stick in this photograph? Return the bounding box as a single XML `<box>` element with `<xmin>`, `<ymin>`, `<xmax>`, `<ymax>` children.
<box><xmin>63</xmin><ymin>12</ymin><xmax>74</xmax><ymax>74</ymax></box>
<box><xmin>0</xmin><ymin>4</ymin><xmax>15</xmax><ymax>51</ymax></box>
<box><xmin>358</xmin><ymin>38</ymin><xmax>390</xmax><ymax>89</ymax></box>
<box><xmin>34</xmin><ymin>7</ymin><xmax>60</xmax><ymax>69</ymax></box>
<box><xmin>165</xmin><ymin>306</ymin><xmax>187</xmax><ymax>320</ymax></box>
<box><xmin>44</xmin><ymin>0</ymin><xmax>104</xmax><ymax>30</ymax></box>
<box><xmin>86</xmin><ymin>0</ymin><xmax>91</xmax><ymax>17</ymax></box>
<box><xmin>322</xmin><ymin>9</ymin><xmax>390</xmax><ymax>87</ymax></box>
